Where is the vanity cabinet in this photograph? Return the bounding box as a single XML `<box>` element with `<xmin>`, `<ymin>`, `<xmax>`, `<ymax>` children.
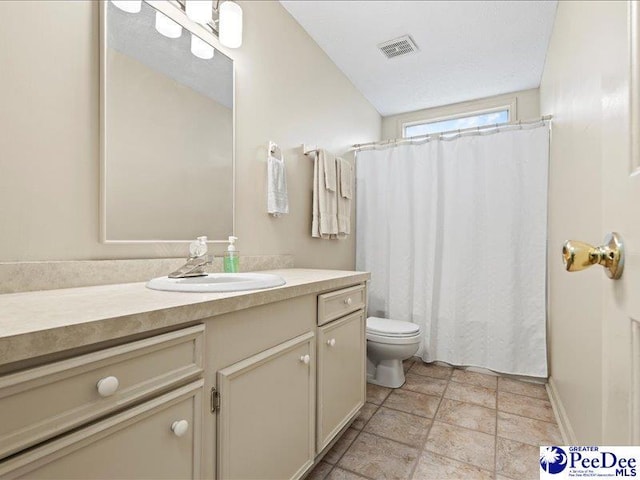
<box><xmin>0</xmin><ymin>325</ymin><xmax>204</xmax><ymax>461</ymax></box>
<box><xmin>205</xmin><ymin>294</ymin><xmax>317</xmax><ymax>480</ymax></box>
<box><xmin>0</xmin><ymin>321</ymin><xmax>205</xmax><ymax>480</ymax></box>
<box><xmin>1</xmin><ymin>381</ymin><xmax>203</xmax><ymax>479</ymax></box>
<box><xmin>216</xmin><ymin>332</ymin><xmax>315</xmax><ymax>480</ymax></box>
<box><xmin>316</xmin><ymin>286</ymin><xmax>366</xmax><ymax>453</ymax></box>
<box><xmin>316</xmin><ymin>311</ymin><xmax>365</xmax><ymax>452</ymax></box>
<box><xmin>0</xmin><ymin>274</ymin><xmax>369</xmax><ymax>480</ymax></box>
<box><xmin>208</xmin><ymin>284</ymin><xmax>366</xmax><ymax>480</ymax></box>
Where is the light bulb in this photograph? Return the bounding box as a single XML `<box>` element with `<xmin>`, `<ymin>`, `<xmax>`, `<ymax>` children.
<box><xmin>219</xmin><ymin>1</ymin><xmax>243</xmax><ymax>48</ymax></box>
<box><xmin>110</xmin><ymin>0</ymin><xmax>142</xmax><ymax>13</ymax></box>
<box><xmin>155</xmin><ymin>11</ymin><xmax>182</xmax><ymax>39</ymax></box>
<box><xmin>191</xmin><ymin>34</ymin><xmax>214</xmax><ymax>60</ymax></box>
<box><xmin>186</xmin><ymin>0</ymin><xmax>213</xmax><ymax>24</ymax></box>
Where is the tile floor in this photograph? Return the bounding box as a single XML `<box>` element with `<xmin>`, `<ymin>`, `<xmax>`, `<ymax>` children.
<box><xmin>307</xmin><ymin>358</ymin><xmax>562</xmax><ymax>480</ymax></box>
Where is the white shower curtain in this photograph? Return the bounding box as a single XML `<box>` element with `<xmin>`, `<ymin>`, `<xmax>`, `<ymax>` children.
<box><xmin>356</xmin><ymin>125</ymin><xmax>549</xmax><ymax>377</ymax></box>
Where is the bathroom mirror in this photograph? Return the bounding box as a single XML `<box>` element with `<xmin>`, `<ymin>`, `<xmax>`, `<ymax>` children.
<box><xmin>101</xmin><ymin>0</ymin><xmax>234</xmax><ymax>243</ymax></box>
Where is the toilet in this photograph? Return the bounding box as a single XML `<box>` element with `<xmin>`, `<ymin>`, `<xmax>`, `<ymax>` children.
<box><xmin>366</xmin><ymin>317</ymin><xmax>422</xmax><ymax>388</ymax></box>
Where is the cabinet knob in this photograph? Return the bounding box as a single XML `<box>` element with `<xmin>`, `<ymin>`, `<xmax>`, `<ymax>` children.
<box><xmin>344</xmin><ymin>297</ymin><xmax>353</xmax><ymax>306</ymax></box>
<box><xmin>327</xmin><ymin>338</ymin><xmax>336</xmax><ymax>347</ymax></box>
<box><xmin>299</xmin><ymin>354</ymin><xmax>310</xmax><ymax>365</ymax></box>
<box><xmin>96</xmin><ymin>376</ymin><xmax>119</xmax><ymax>398</ymax></box>
<box><xmin>171</xmin><ymin>420</ymin><xmax>189</xmax><ymax>437</ymax></box>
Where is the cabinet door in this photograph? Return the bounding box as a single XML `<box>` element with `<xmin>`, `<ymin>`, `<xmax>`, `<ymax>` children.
<box><xmin>317</xmin><ymin>311</ymin><xmax>365</xmax><ymax>452</ymax></box>
<box><xmin>217</xmin><ymin>332</ymin><xmax>315</xmax><ymax>480</ymax></box>
<box><xmin>0</xmin><ymin>381</ymin><xmax>203</xmax><ymax>480</ymax></box>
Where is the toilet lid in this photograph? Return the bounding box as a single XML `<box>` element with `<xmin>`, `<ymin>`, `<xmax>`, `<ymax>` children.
<box><xmin>366</xmin><ymin>317</ymin><xmax>420</xmax><ymax>337</ymax></box>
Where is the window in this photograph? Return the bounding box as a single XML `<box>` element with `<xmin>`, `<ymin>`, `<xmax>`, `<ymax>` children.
<box><xmin>403</xmin><ymin>108</ymin><xmax>511</xmax><ymax>138</ymax></box>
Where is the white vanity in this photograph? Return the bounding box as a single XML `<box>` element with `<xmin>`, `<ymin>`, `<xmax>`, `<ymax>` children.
<box><xmin>0</xmin><ymin>268</ymin><xmax>368</xmax><ymax>479</ymax></box>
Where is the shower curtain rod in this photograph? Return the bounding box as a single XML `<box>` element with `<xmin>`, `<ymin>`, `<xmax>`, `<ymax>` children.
<box><xmin>352</xmin><ymin>115</ymin><xmax>553</xmax><ymax>151</ymax></box>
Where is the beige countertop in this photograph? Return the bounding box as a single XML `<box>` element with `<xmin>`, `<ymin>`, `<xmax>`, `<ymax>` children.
<box><xmin>0</xmin><ymin>268</ymin><xmax>370</xmax><ymax>367</ymax></box>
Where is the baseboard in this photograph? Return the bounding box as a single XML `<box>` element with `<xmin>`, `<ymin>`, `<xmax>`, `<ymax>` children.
<box><xmin>547</xmin><ymin>376</ymin><xmax>577</xmax><ymax>444</ymax></box>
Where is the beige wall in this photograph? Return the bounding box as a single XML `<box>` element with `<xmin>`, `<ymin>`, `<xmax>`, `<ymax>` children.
<box><xmin>232</xmin><ymin>1</ymin><xmax>380</xmax><ymax>269</ymax></box>
<box><xmin>540</xmin><ymin>0</ymin><xmax>628</xmax><ymax>443</ymax></box>
<box><xmin>0</xmin><ymin>1</ymin><xmax>380</xmax><ymax>267</ymax></box>
<box><xmin>381</xmin><ymin>88</ymin><xmax>540</xmax><ymax>140</ymax></box>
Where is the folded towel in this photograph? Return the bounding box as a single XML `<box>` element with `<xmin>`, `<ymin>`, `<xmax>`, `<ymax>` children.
<box><xmin>312</xmin><ymin>149</ymin><xmax>338</xmax><ymax>238</ymax></box>
<box><xmin>267</xmin><ymin>152</ymin><xmax>288</xmax><ymax>217</ymax></box>
<box><xmin>338</xmin><ymin>157</ymin><xmax>353</xmax><ymax>199</ymax></box>
<box><xmin>312</xmin><ymin>155</ymin><xmax>320</xmax><ymax>236</ymax></box>
<box><xmin>324</xmin><ymin>150</ymin><xmax>337</xmax><ymax>192</ymax></box>
<box><xmin>336</xmin><ymin>157</ymin><xmax>352</xmax><ymax>238</ymax></box>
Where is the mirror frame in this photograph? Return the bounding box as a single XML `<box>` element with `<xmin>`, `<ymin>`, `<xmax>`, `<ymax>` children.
<box><xmin>99</xmin><ymin>0</ymin><xmax>236</xmax><ymax>244</ymax></box>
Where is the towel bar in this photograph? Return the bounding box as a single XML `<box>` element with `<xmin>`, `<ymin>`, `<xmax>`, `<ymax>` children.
<box><xmin>302</xmin><ymin>144</ymin><xmax>318</xmax><ymax>156</ymax></box>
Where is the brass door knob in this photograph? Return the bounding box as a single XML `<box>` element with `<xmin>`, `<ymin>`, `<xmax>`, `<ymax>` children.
<box><xmin>562</xmin><ymin>232</ymin><xmax>624</xmax><ymax>279</ymax></box>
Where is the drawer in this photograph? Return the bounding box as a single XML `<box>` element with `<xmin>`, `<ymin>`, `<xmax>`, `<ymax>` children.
<box><xmin>317</xmin><ymin>285</ymin><xmax>365</xmax><ymax>326</ymax></box>
<box><xmin>0</xmin><ymin>380</ymin><xmax>203</xmax><ymax>479</ymax></box>
<box><xmin>0</xmin><ymin>324</ymin><xmax>204</xmax><ymax>460</ymax></box>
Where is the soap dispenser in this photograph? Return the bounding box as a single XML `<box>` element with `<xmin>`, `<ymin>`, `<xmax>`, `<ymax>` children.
<box><xmin>224</xmin><ymin>236</ymin><xmax>239</xmax><ymax>273</ymax></box>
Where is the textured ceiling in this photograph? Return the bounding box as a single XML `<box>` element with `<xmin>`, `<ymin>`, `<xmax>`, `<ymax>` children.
<box><xmin>280</xmin><ymin>1</ymin><xmax>557</xmax><ymax>116</ymax></box>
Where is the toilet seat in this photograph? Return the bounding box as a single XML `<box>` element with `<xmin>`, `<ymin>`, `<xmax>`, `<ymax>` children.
<box><xmin>366</xmin><ymin>317</ymin><xmax>421</xmax><ymax>345</ymax></box>
<box><xmin>366</xmin><ymin>331</ymin><xmax>421</xmax><ymax>345</ymax></box>
<box><xmin>366</xmin><ymin>317</ymin><xmax>420</xmax><ymax>336</ymax></box>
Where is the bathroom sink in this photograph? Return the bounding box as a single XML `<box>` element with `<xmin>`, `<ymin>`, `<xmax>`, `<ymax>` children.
<box><xmin>146</xmin><ymin>272</ymin><xmax>286</xmax><ymax>293</ymax></box>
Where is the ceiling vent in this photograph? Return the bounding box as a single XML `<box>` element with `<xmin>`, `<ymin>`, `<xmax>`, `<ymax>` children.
<box><xmin>377</xmin><ymin>35</ymin><xmax>419</xmax><ymax>59</ymax></box>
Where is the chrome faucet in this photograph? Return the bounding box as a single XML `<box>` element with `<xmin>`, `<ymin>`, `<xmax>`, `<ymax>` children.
<box><xmin>169</xmin><ymin>236</ymin><xmax>213</xmax><ymax>279</ymax></box>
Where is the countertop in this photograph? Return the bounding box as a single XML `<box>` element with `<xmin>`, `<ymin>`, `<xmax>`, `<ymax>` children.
<box><xmin>0</xmin><ymin>269</ymin><xmax>370</xmax><ymax>367</ymax></box>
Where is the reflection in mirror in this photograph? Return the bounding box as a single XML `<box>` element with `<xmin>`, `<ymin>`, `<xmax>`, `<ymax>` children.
<box><xmin>103</xmin><ymin>1</ymin><xmax>234</xmax><ymax>242</ymax></box>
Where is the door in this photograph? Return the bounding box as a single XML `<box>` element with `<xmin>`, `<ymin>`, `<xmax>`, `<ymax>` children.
<box><xmin>217</xmin><ymin>332</ymin><xmax>315</xmax><ymax>480</ymax></box>
<box><xmin>548</xmin><ymin>0</ymin><xmax>640</xmax><ymax>445</ymax></box>
<box><xmin>594</xmin><ymin>1</ymin><xmax>640</xmax><ymax>443</ymax></box>
<box><xmin>607</xmin><ymin>2</ymin><xmax>640</xmax><ymax>443</ymax></box>
<box><xmin>316</xmin><ymin>311</ymin><xmax>365</xmax><ymax>452</ymax></box>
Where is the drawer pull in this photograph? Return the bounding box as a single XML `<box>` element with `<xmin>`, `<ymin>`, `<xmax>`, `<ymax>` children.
<box><xmin>327</xmin><ymin>338</ymin><xmax>336</xmax><ymax>347</ymax></box>
<box><xmin>171</xmin><ymin>420</ymin><xmax>190</xmax><ymax>437</ymax></box>
<box><xmin>96</xmin><ymin>376</ymin><xmax>119</xmax><ymax>398</ymax></box>
<box><xmin>344</xmin><ymin>297</ymin><xmax>353</xmax><ymax>306</ymax></box>
<box><xmin>299</xmin><ymin>354</ymin><xmax>310</xmax><ymax>365</ymax></box>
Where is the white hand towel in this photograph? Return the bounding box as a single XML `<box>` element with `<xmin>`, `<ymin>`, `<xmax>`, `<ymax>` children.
<box><xmin>312</xmin><ymin>149</ymin><xmax>338</xmax><ymax>238</ymax></box>
<box><xmin>323</xmin><ymin>150</ymin><xmax>337</xmax><ymax>192</ymax></box>
<box><xmin>312</xmin><ymin>154</ymin><xmax>320</xmax><ymax>236</ymax></box>
<box><xmin>267</xmin><ymin>153</ymin><xmax>288</xmax><ymax>217</ymax></box>
<box><xmin>337</xmin><ymin>157</ymin><xmax>352</xmax><ymax>238</ymax></box>
<box><xmin>339</xmin><ymin>157</ymin><xmax>353</xmax><ymax>200</ymax></box>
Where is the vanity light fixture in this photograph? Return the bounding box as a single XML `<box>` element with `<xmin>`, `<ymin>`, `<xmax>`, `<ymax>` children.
<box><xmin>191</xmin><ymin>34</ymin><xmax>215</xmax><ymax>59</ymax></box>
<box><xmin>219</xmin><ymin>1</ymin><xmax>243</xmax><ymax>48</ymax></box>
<box><xmin>186</xmin><ymin>0</ymin><xmax>213</xmax><ymax>24</ymax></box>
<box><xmin>110</xmin><ymin>0</ymin><xmax>142</xmax><ymax>13</ymax></box>
<box><xmin>110</xmin><ymin>0</ymin><xmax>241</xmax><ymax>56</ymax></box>
<box><xmin>155</xmin><ymin>11</ymin><xmax>183</xmax><ymax>38</ymax></box>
